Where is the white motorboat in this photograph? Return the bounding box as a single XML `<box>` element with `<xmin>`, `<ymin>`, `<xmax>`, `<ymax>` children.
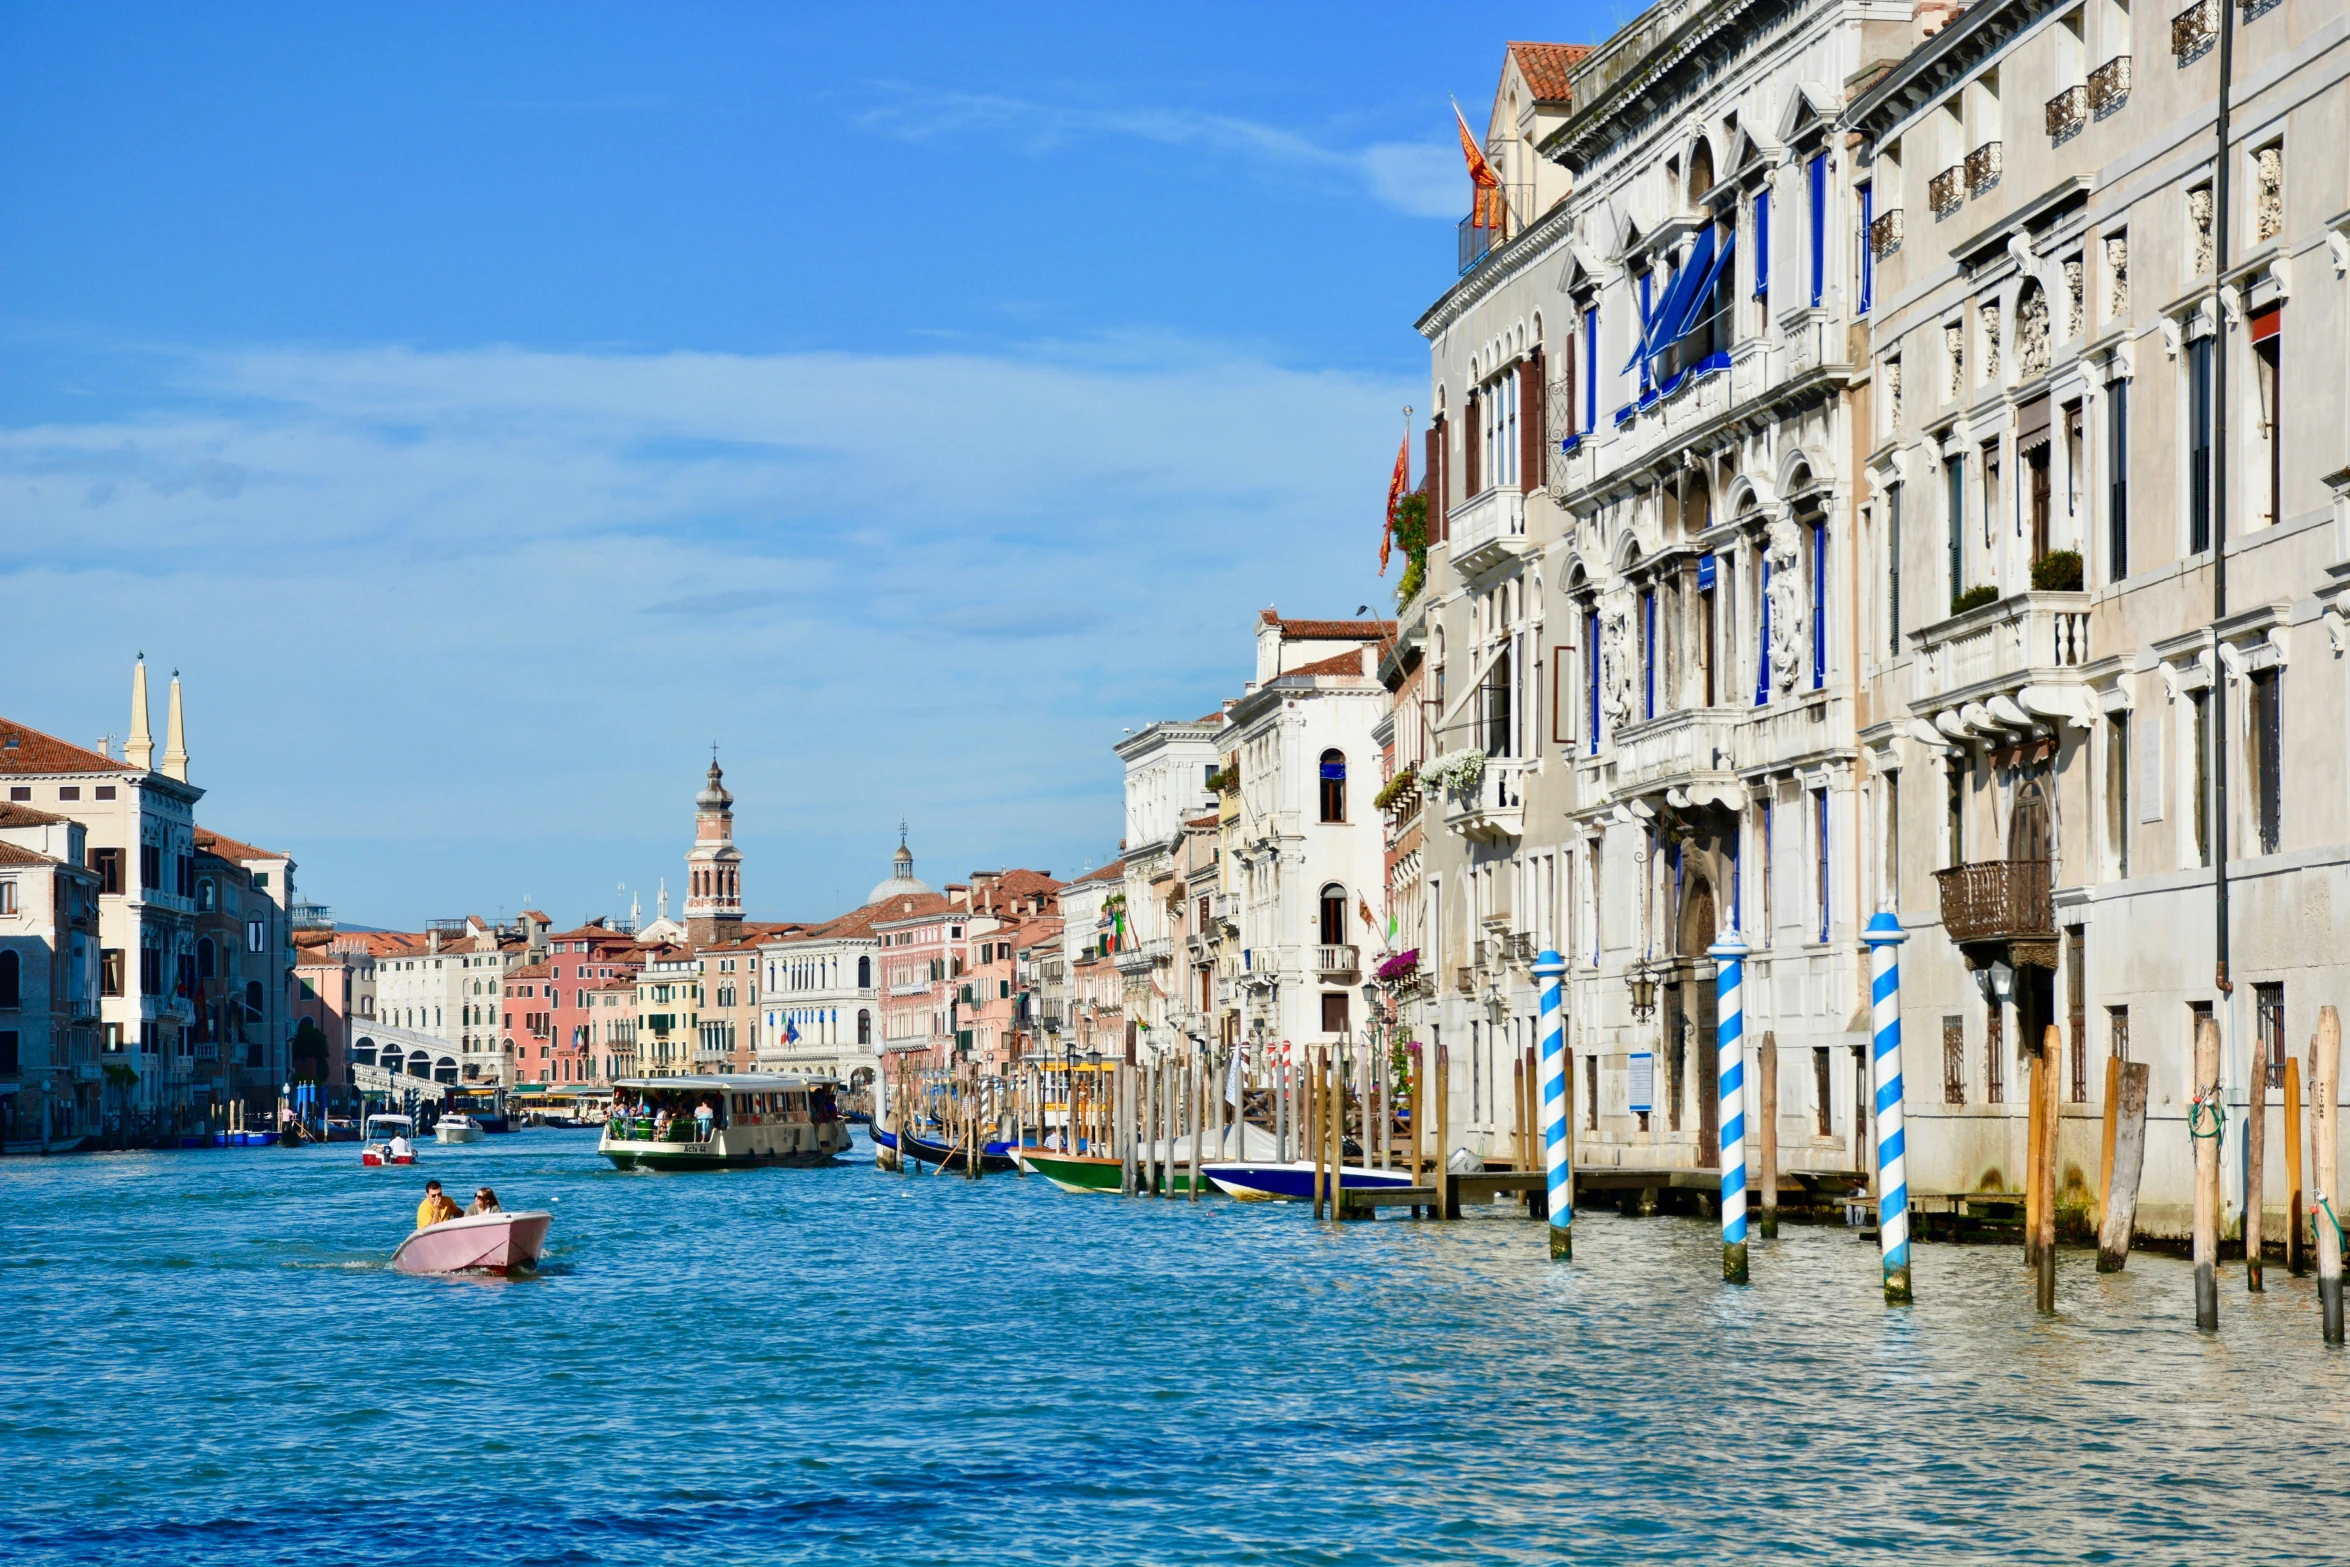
<box><xmin>435</xmin><ymin>1113</ymin><xmax>485</xmax><ymax>1145</ymax></box>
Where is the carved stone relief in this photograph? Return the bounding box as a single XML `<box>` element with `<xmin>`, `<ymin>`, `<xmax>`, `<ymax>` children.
<box><xmin>2255</xmin><ymin>144</ymin><xmax>2283</xmax><ymax>243</ymax></box>
<box><xmin>1766</xmin><ymin>519</ymin><xmax>1806</xmax><ymax>693</ymax></box>
<box><xmin>2189</xmin><ymin>185</ymin><xmax>2215</xmax><ymax>276</ymax></box>
<box><xmin>1886</xmin><ymin>355</ymin><xmax>1903</xmax><ymax>430</ymax></box>
<box><xmin>2017</xmin><ymin>281</ymin><xmax>2051</xmax><ymax>377</ymax></box>
<box><xmin>1979</xmin><ymin>299</ymin><xmax>2002</xmax><ymax>382</ymax></box>
<box><xmin>1599</xmin><ymin>598</ymin><xmax>1632</xmax><ymax>726</ymax></box>
<box><xmin>2105</xmin><ymin>234</ymin><xmax>2129</xmax><ymax>318</ymax></box>
<box><xmin>2062</xmin><ymin>256</ymin><xmax>2084</xmax><ymax>339</ymax></box>
<box><xmin>1945</xmin><ymin>321</ymin><xmax>1965</xmax><ymax>398</ymax></box>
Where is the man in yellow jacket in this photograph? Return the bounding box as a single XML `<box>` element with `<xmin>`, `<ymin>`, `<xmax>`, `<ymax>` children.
<box><xmin>415</xmin><ymin>1179</ymin><xmax>461</xmax><ymax>1230</ymax></box>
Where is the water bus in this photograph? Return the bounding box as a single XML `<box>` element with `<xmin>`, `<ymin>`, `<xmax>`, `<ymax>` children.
<box><xmin>598</xmin><ymin>1075</ymin><xmax>851</xmax><ymax>1170</ymax></box>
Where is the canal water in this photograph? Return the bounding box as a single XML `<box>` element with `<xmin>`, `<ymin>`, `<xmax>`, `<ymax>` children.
<box><xmin>4</xmin><ymin>1131</ymin><xmax>2344</xmax><ymax>1565</ymax></box>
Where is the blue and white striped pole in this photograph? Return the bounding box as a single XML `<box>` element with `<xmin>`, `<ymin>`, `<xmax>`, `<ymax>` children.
<box><xmin>1864</xmin><ymin>911</ymin><xmax>1913</xmax><ymax>1305</ymax></box>
<box><xmin>1535</xmin><ymin>949</ymin><xmax>1572</xmax><ymax>1260</ymax></box>
<box><xmin>1709</xmin><ymin>931</ymin><xmax>1751</xmax><ymax>1285</ymax></box>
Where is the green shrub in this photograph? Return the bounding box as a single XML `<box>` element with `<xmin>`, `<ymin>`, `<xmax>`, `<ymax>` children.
<box><xmin>1391</xmin><ymin>490</ymin><xmax>1428</xmax><ymax>607</ymax></box>
<box><xmin>1950</xmin><ymin>583</ymin><xmax>2001</xmax><ymax>616</ymax></box>
<box><xmin>2030</xmin><ymin>549</ymin><xmax>2083</xmax><ymax>592</ymax></box>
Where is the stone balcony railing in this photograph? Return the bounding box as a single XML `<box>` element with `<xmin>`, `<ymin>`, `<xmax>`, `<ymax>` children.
<box><xmin>2046</xmin><ymin>85</ymin><xmax>2087</xmax><ymax>144</ymax></box>
<box><xmin>1909</xmin><ymin>590</ymin><xmax>2093</xmax><ymax>728</ymax></box>
<box><xmin>1935</xmin><ymin>859</ymin><xmax>2055</xmax><ymax>945</ymax></box>
<box><xmin>1869</xmin><ymin>207</ymin><xmax>1905</xmax><ymax>258</ymax></box>
<box><xmin>2088</xmin><ymin>55</ymin><xmax>2132</xmax><ymax>117</ymax></box>
<box><xmin>1441</xmin><ymin>757</ymin><xmax>1525</xmax><ymax>844</ymax></box>
<box><xmin>1613</xmin><ymin>707</ymin><xmax>1742</xmax><ymax>795</ymax></box>
<box><xmin>1314</xmin><ymin>945</ymin><xmax>1360</xmax><ymax>978</ymax></box>
<box><xmin>1930</xmin><ymin>165</ymin><xmax>1965</xmax><ymax>219</ymax></box>
<box><xmin>1449</xmin><ymin>486</ymin><xmax>1529</xmax><ymax>576</ymax></box>
<box><xmin>2172</xmin><ymin>0</ymin><xmax>2218</xmax><ymax>63</ymax></box>
<box><xmin>1965</xmin><ymin>141</ymin><xmax>2003</xmax><ymax>198</ymax></box>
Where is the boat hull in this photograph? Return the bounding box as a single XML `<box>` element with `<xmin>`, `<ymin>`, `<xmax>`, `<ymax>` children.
<box><xmin>598</xmin><ymin>1120</ymin><xmax>851</xmax><ymax>1170</ymax></box>
<box><xmin>435</xmin><ymin>1124</ymin><xmax>485</xmax><ymax>1144</ymax></box>
<box><xmin>360</xmin><ymin>1148</ymin><xmax>416</xmax><ymax>1167</ymax></box>
<box><xmin>392</xmin><ymin>1211</ymin><xmax>552</xmax><ymax>1275</ymax></box>
<box><xmin>1201</xmin><ymin>1161</ymin><xmax>1416</xmax><ymax>1203</ymax></box>
<box><xmin>1017</xmin><ymin>1150</ymin><xmax>1214</xmax><ymax>1193</ymax></box>
<box><xmin>898</xmin><ymin>1127</ymin><xmax>1020</xmax><ymax>1174</ymax></box>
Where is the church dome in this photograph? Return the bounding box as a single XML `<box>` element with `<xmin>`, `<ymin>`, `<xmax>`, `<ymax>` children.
<box><xmin>696</xmin><ymin>757</ymin><xmax>733</xmax><ymax>811</ymax></box>
<box><xmin>866</xmin><ymin>832</ymin><xmax>933</xmax><ymax>905</ymax></box>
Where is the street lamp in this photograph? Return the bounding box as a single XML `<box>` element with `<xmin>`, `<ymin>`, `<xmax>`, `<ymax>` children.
<box><xmin>1626</xmin><ymin>957</ymin><xmax>1660</xmax><ymax>1022</ymax></box>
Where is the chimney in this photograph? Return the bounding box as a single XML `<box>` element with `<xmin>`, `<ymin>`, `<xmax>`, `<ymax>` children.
<box><xmin>162</xmin><ymin>669</ymin><xmax>190</xmax><ymax>782</ymax></box>
<box><xmin>126</xmin><ymin>656</ymin><xmax>154</xmax><ymax>773</ymax></box>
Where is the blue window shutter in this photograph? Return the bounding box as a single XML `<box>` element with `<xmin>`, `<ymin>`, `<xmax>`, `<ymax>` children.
<box><xmin>1808</xmin><ymin>153</ymin><xmax>1827</xmax><ymax>307</ymax></box>
<box><xmin>1583</xmin><ymin>306</ymin><xmax>1599</xmax><ymax>431</ymax></box>
<box><xmin>1756</xmin><ymin>557</ymin><xmax>1771</xmax><ymax>707</ymax></box>
<box><xmin>1858</xmin><ymin>183</ymin><xmax>1874</xmax><ymax>315</ymax></box>
<box><xmin>1587</xmin><ymin>608</ymin><xmax>1600</xmax><ymax>754</ymax></box>
<box><xmin>1811</xmin><ymin>522</ymin><xmax>1827</xmax><ymax>690</ymax></box>
<box><xmin>1642</xmin><ymin>589</ymin><xmax>1656</xmax><ymax>719</ymax></box>
<box><xmin>1636</xmin><ymin>273</ymin><xmax>1654</xmax><ymax>390</ymax></box>
<box><xmin>1753</xmin><ymin>192</ymin><xmax>1770</xmax><ymax>298</ymax></box>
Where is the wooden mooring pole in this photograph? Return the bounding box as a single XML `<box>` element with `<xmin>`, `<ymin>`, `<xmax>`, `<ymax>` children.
<box><xmin>2284</xmin><ymin>1056</ymin><xmax>2305</xmax><ymax>1276</ymax></box>
<box><xmin>2191</xmin><ymin>1011</ymin><xmax>2221</xmax><ymax>1331</ymax></box>
<box><xmin>2096</xmin><ymin>1054</ymin><xmax>2120</xmax><ymax>1235</ymax></box>
<box><xmin>2025</xmin><ymin>1047</ymin><xmax>2048</xmax><ymax>1271</ymax></box>
<box><xmin>1758</xmin><ymin>1031</ymin><xmax>1779</xmax><ymax>1240</ymax></box>
<box><xmin>2246</xmin><ymin>1029</ymin><xmax>2267</xmax><ymax>1290</ymax></box>
<box><xmin>2096</xmin><ymin>1062</ymin><xmax>2149</xmax><ymax>1272</ymax></box>
<box><xmin>2035</xmin><ymin>1026</ymin><xmax>2060</xmax><ymax>1313</ymax></box>
<box><xmin>2316</xmin><ymin>1007</ymin><xmax>2343</xmax><ymax>1345</ymax></box>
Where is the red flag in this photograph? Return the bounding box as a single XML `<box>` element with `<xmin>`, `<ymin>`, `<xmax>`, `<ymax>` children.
<box><xmin>1379</xmin><ymin>431</ymin><xmax>1409</xmax><ymax>575</ymax></box>
<box><xmin>1453</xmin><ymin>101</ymin><xmax>1505</xmax><ymax>230</ymax></box>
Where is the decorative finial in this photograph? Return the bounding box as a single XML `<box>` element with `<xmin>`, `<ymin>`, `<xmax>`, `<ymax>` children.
<box><xmin>898</xmin><ymin>813</ymin><xmax>908</xmax><ymax>849</ymax></box>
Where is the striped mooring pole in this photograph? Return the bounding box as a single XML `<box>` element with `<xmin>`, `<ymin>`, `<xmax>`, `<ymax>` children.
<box><xmin>1864</xmin><ymin>912</ymin><xmax>1914</xmax><ymax>1305</ymax></box>
<box><xmin>1709</xmin><ymin>931</ymin><xmax>1751</xmax><ymax>1285</ymax></box>
<box><xmin>1535</xmin><ymin>948</ymin><xmax>1572</xmax><ymax>1260</ymax></box>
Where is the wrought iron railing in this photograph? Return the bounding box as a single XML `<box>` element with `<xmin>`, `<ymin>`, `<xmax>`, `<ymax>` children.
<box><xmin>2172</xmin><ymin>0</ymin><xmax>2217</xmax><ymax>62</ymax></box>
<box><xmin>2046</xmin><ymin>85</ymin><xmax>2087</xmax><ymax>143</ymax></box>
<box><xmin>2088</xmin><ymin>55</ymin><xmax>2132</xmax><ymax>117</ymax></box>
<box><xmin>1965</xmin><ymin>141</ymin><xmax>2003</xmax><ymax>197</ymax></box>
<box><xmin>1930</xmin><ymin>165</ymin><xmax>1966</xmax><ymax>219</ymax></box>
<box><xmin>1934</xmin><ymin>860</ymin><xmax>2054</xmax><ymax>944</ymax></box>
<box><xmin>1869</xmin><ymin>207</ymin><xmax>1905</xmax><ymax>257</ymax></box>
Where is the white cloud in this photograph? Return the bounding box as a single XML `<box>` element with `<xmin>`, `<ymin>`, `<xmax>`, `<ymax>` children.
<box><xmin>856</xmin><ymin>85</ymin><xmax>1464</xmax><ymax>221</ymax></box>
<box><xmin>0</xmin><ymin>338</ymin><xmax>1412</xmax><ymax>926</ymax></box>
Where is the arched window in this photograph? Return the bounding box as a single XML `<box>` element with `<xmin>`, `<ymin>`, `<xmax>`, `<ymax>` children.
<box><xmin>197</xmin><ymin>879</ymin><xmax>216</xmax><ymax>912</ymax></box>
<box><xmin>1319</xmin><ymin>749</ymin><xmax>1347</xmax><ymax>822</ymax></box>
<box><xmin>857</xmin><ymin>1009</ymin><xmax>872</xmax><ymax>1045</ymax></box>
<box><xmin>197</xmin><ymin>938</ymin><xmax>216</xmax><ymax>979</ymax></box>
<box><xmin>245</xmin><ymin>980</ymin><xmax>264</xmax><ymax>1022</ymax></box>
<box><xmin>0</xmin><ymin>949</ymin><xmax>17</xmax><ymax>1009</ymax></box>
<box><xmin>1318</xmin><ymin>884</ymin><xmax>1348</xmax><ymax>947</ymax></box>
<box><xmin>856</xmin><ymin>955</ymin><xmax>871</xmax><ymax>989</ymax></box>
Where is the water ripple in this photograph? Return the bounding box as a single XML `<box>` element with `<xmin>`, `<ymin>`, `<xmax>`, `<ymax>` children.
<box><xmin>3</xmin><ymin>1132</ymin><xmax>2345</xmax><ymax>1564</ymax></box>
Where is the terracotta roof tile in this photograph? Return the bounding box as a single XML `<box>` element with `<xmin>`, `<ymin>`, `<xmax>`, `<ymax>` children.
<box><xmin>1508</xmin><ymin>41</ymin><xmax>1593</xmax><ymax>103</ymax></box>
<box><xmin>0</xmin><ymin>802</ymin><xmax>71</xmax><ymax>828</ymax></box>
<box><xmin>507</xmin><ymin>961</ymin><xmax>552</xmax><ymax>980</ymax></box>
<box><xmin>0</xmin><ymin>719</ymin><xmax>119</xmax><ymax>776</ymax></box>
<box><xmin>1267</xmin><ymin>616</ymin><xmax>1397</xmax><ymax>642</ymax></box>
<box><xmin>195</xmin><ymin>826</ymin><xmax>285</xmax><ymax>862</ymax></box>
<box><xmin>0</xmin><ymin>841</ymin><xmax>61</xmax><ymax>866</ymax></box>
<box><xmin>1282</xmin><ymin>646</ymin><xmax>1370</xmax><ymax>679</ymax></box>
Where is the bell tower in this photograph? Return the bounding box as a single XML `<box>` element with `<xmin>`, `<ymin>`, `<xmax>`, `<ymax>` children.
<box><xmin>684</xmin><ymin>747</ymin><xmax>744</xmax><ymax>945</ymax></box>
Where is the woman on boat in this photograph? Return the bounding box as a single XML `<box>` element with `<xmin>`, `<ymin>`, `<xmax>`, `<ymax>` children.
<box><xmin>467</xmin><ymin>1186</ymin><xmax>501</xmax><ymax>1215</ymax></box>
<box><xmin>694</xmin><ymin>1099</ymin><xmax>715</xmax><ymax>1140</ymax></box>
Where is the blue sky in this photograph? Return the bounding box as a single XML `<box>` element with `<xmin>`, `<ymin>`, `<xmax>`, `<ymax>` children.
<box><xmin>1</xmin><ymin>1</ymin><xmax>1610</xmax><ymax>928</ymax></box>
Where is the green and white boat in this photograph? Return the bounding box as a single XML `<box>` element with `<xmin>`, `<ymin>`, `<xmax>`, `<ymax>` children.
<box><xmin>1017</xmin><ymin>1148</ymin><xmax>1213</xmax><ymax>1194</ymax></box>
<box><xmin>599</xmin><ymin>1075</ymin><xmax>852</xmax><ymax>1170</ymax></box>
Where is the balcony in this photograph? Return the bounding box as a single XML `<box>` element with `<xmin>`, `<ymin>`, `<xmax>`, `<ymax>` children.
<box><xmin>1441</xmin><ymin>756</ymin><xmax>1525</xmax><ymax>844</ymax></box>
<box><xmin>1869</xmin><ymin>207</ymin><xmax>1905</xmax><ymax>258</ymax></box>
<box><xmin>1456</xmin><ymin>187</ymin><xmax>1531</xmax><ymax>275</ymax></box>
<box><xmin>2172</xmin><ymin>0</ymin><xmax>2217</xmax><ymax>63</ymax></box>
<box><xmin>1930</xmin><ymin>165</ymin><xmax>1966</xmax><ymax>220</ymax></box>
<box><xmin>1448</xmin><ymin>487</ymin><xmax>1529</xmax><ymax>577</ymax></box>
<box><xmin>1935</xmin><ymin>860</ymin><xmax>2054</xmax><ymax>946</ymax></box>
<box><xmin>2088</xmin><ymin>55</ymin><xmax>2132</xmax><ymax>118</ymax></box>
<box><xmin>2045</xmin><ymin>85</ymin><xmax>2087</xmax><ymax>145</ymax></box>
<box><xmin>1613</xmin><ymin>707</ymin><xmax>1741</xmax><ymax>797</ymax></box>
<box><xmin>1965</xmin><ymin>141</ymin><xmax>2003</xmax><ymax>198</ymax></box>
<box><xmin>1314</xmin><ymin>945</ymin><xmax>1360</xmax><ymax>979</ymax></box>
<box><xmin>1909</xmin><ymin>591</ymin><xmax>2092</xmax><ymax>730</ymax></box>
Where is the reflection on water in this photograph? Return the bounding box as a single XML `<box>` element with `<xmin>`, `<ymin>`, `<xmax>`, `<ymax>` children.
<box><xmin>3</xmin><ymin>1130</ymin><xmax>2345</xmax><ymax>1565</ymax></box>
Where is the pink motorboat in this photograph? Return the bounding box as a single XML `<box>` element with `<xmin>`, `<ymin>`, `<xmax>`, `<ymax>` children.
<box><xmin>391</xmin><ymin>1211</ymin><xmax>553</xmax><ymax>1276</ymax></box>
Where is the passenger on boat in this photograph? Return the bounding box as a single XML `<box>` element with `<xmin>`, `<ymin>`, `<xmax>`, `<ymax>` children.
<box><xmin>389</xmin><ymin>1132</ymin><xmax>415</xmax><ymax>1161</ymax></box>
<box><xmin>416</xmin><ymin>1180</ymin><xmax>461</xmax><ymax>1230</ymax></box>
<box><xmin>694</xmin><ymin>1099</ymin><xmax>715</xmax><ymax>1140</ymax></box>
<box><xmin>468</xmin><ymin>1186</ymin><xmax>501</xmax><ymax>1215</ymax></box>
